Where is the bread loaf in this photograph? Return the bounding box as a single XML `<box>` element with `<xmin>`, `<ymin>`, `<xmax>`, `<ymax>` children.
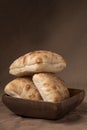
<box><xmin>33</xmin><ymin>73</ymin><xmax>70</xmax><ymax>102</ymax></box>
<box><xmin>9</xmin><ymin>50</ymin><xmax>66</xmax><ymax>76</ymax></box>
<box><xmin>4</xmin><ymin>77</ymin><xmax>42</xmax><ymax>100</ymax></box>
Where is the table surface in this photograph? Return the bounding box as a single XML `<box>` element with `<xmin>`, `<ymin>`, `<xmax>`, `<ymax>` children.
<box><xmin>0</xmin><ymin>86</ymin><xmax>87</xmax><ymax>130</ymax></box>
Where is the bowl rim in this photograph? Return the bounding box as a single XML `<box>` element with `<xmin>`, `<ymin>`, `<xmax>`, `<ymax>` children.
<box><xmin>2</xmin><ymin>88</ymin><xmax>85</xmax><ymax>104</ymax></box>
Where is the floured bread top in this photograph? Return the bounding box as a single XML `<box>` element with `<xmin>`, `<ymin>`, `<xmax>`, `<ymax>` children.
<box><xmin>4</xmin><ymin>77</ymin><xmax>42</xmax><ymax>100</ymax></box>
<box><xmin>9</xmin><ymin>50</ymin><xmax>66</xmax><ymax>76</ymax></box>
<box><xmin>33</xmin><ymin>73</ymin><xmax>70</xmax><ymax>102</ymax></box>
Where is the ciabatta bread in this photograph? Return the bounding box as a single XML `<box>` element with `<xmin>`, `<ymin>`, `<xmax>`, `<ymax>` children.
<box><xmin>9</xmin><ymin>50</ymin><xmax>66</xmax><ymax>76</ymax></box>
<box><xmin>4</xmin><ymin>77</ymin><xmax>42</xmax><ymax>100</ymax></box>
<box><xmin>33</xmin><ymin>73</ymin><xmax>70</xmax><ymax>102</ymax></box>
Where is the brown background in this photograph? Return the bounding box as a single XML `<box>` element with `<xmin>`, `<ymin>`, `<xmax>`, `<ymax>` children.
<box><xmin>0</xmin><ymin>0</ymin><xmax>87</xmax><ymax>91</ymax></box>
<box><xmin>0</xmin><ymin>1</ymin><xmax>87</xmax><ymax>130</ymax></box>
<box><xmin>0</xmin><ymin>0</ymin><xmax>87</xmax><ymax>92</ymax></box>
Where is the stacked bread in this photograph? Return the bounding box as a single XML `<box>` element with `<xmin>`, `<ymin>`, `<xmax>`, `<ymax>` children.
<box><xmin>4</xmin><ymin>50</ymin><xmax>70</xmax><ymax>102</ymax></box>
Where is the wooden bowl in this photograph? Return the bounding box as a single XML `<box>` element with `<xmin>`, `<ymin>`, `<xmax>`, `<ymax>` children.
<box><xmin>2</xmin><ymin>88</ymin><xmax>85</xmax><ymax>120</ymax></box>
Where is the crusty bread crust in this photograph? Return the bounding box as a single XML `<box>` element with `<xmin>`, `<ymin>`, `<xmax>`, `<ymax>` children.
<box><xmin>33</xmin><ymin>73</ymin><xmax>70</xmax><ymax>102</ymax></box>
<box><xmin>4</xmin><ymin>77</ymin><xmax>42</xmax><ymax>100</ymax></box>
<box><xmin>9</xmin><ymin>50</ymin><xmax>66</xmax><ymax>76</ymax></box>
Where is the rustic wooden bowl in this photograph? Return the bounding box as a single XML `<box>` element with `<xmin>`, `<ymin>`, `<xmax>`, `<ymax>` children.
<box><xmin>2</xmin><ymin>88</ymin><xmax>85</xmax><ymax>120</ymax></box>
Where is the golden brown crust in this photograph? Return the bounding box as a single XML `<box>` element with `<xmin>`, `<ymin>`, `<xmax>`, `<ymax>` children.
<box><xmin>33</xmin><ymin>73</ymin><xmax>70</xmax><ymax>102</ymax></box>
<box><xmin>4</xmin><ymin>77</ymin><xmax>42</xmax><ymax>100</ymax></box>
<box><xmin>9</xmin><ymin>50</ymin><xmax>66</xmax><ymax>76</ymax></box>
